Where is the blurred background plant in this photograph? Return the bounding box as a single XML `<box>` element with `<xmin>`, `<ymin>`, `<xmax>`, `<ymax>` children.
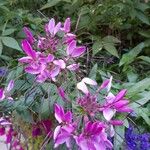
<box><xmin>0</xmin><ymin>0</ymin><xmax>150</xmax><ymax>149</ymax></box>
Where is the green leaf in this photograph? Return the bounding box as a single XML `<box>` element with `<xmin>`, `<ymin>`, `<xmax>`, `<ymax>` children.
<box><xmin>138</xmin><ymin>56</ymin><xmax>150</xmax><ymax>63</ymax></box>
<box><xmin>119</xmin><ymin>42</ymin><xmax>145</xmax><ymax>66</ymax></box>
<box><xmin>103</xmin><ymin>43</ymin><xmax>119</xmax><ymax>58</ymax></box>
<box><xmin>2</xmin><ymin>28</ymin><xmax>16</xmax><ymax>36</ymax></box>
<box><xmin>138</xmin><ymin>108</ymin><xmax>150</xmax><ymax>126</ymax></box>
<box><xmin>40</xmin><ymin>0</ymin><xmax>61</xmax><ymax>10</ymax></box>
<box><xmin>103</xmin><ymin>35</ymin><xmax>121</xmax><ymax>43</ymax></box>
<box><xmin>138</xmin><ymin>30</ymin><xmax>150</xmax><ymax>38</ymax></box>
<box><xmin>1</xmin><ymin>36</ymin><xmax>21</xmax><ymax>51</ymax></box>
<box><xmin>136</xmin><ymin>11</ymin><xmax>150</xmax><ymax>25</ymax></box>
<box><xmin>89</xmin><ymin>63</ymin><xmax>97</xmax><ymax>80</ymax></box>
<box><xmin>41</xmin><ymin>99</ymin><xmax>51</xmax><ymax>118</ymax></box>
<box><xmin>127</xmin><ymin>78</ymin><xmax>150</xmax><ymax>97</ymax></box>
<box><xmin>130</xmin><ymin>91</ymin><xmax>150</xmax><ymax>108</ymax></box>
<box><xmin>92</xmin><ymin>41</ymin><xmax>103</xmax><ymax>56</ymax></box>
<box><xmin>114</xmin><ymin>126</ymin><xmax>125</xmax><ymax>150</ymax></box>
<box><xmin>0</xmin><ymin>40</ymin><xmax>3</xmax><ymax>55</ymax></box>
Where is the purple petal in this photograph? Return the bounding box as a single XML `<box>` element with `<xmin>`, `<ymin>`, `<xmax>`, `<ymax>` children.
<box><xmin>25</xmin><ymin>66</ymin><xmax>41</xmax><ymax>74</ymax></box>
<box><xmin>64</xmin><ymin>111</ymin><xmax>72</xmax><ymax>123</ymax></box>
<box><xmin>0</xmin><ymin>89</ymin><xmax>5</xmax><ymax>100</ymax></box>
<box><xmin>6</xmin><ymin>80</ymin><xmax>14</xmax><ymax>92</ymax></box>
<box><xmin>57</xmin><ymin>87</ymin><xmax>66</xmax><ymax>100</ymax></box>
<box><xmin>18</xmin><ymin>56</ymin><xmax>33</xmax><ymax>63</ymax></box>
<box><xmin>110</xmin><ymin>120</ymin><xmax>124</xmax><ymax>126</ymax></box>
<box><xmin>71</xmin><ymin>46</ymin><xmax>86</xmax><ymax>58</ymax></box>
<box><xmin>67</xmin><ymin>63</ymin><xmax>79</xmax><ymax>71</ymax></box>
<box><xmin>103</xmin><ymin>108</ymin><xmax>115</xmax><ymax>121</ymax></box>
<box><xmin>67</xmin><ymin>40</ymin><xmax>76</xmax><ymax>56</ymax></box>
<box><xmin>53</xmin><ymin>125</ymin><xmax>61</xmax><ymax>140</ymax></box>
<box><xmin>54</xmin><ymin>104</ymin><xmax>64</xmax><ymax>123</ymax></box>
<box><xmin>21</xmin><ymin>40</ymin><xmax>36</xmax><ymax>59</ymax></box>
<box><xmin>54</xmin><ymin>132</ymin><xmax>70</xmax><ymax>148</ymax></box>
<box><xmin>54</xmin><ymin>22</ymin><xmax>61</xmax><ymax>35</ymax></box>
<box><xmin>48</xmin><ymin>18</ymin><xmax>55</xmax><ymax>35</ymax></box>
<box><xmin>50</xmin><ymin>67</ymin><xmax>60</xmax><ymax>78</ymax></box>
<box><xmin>115</xmin><ymin>89</ymin><xmax>127</xmax><ymax>101</ymax></box>
<box><xmin>46</xmin><ymin>54</ymin><xmax>54</xmax><ymax>62</ymax></box>
<box><xmin>64</xmin><ymin>18</ymin><xmax>71</xmax><ymax>33</ymax></box>
<box><xmin>114</xmin><ymin>100</ymin><xmax>129</xmax><ymax>108</ymax></box>
<box><xmin>23</xmin><ymin>27</ymin><xmax>35</xmax><ymax>44</ymax></box>
<box><xmin>53</xmin><ymin>59</ymin><xmax>66</xmax><ymax>69</ymax></box>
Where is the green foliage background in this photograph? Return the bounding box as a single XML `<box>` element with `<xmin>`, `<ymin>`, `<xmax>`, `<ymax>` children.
<box><xmin>0</xmin><ymin>0</ymin><xmax>150</xmax><ymax>149</ymax></box>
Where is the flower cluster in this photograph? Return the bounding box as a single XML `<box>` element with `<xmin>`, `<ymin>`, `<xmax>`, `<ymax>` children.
<box><xmin>0</xmin><ymin>18</ymin><xmax>134</xmax><ymax>150</ymax></box>
<box><xmin>53</xmin><ymin>76</ymin><xmax>133</xmax><ymax>149</ymax></box>
<box><xmin>125</xmin><ymin>125</ymin><xmax>150</xmax><ymax>150</ymax></box>
<box><xmin>0</xmin><ymin>117</ymin><xmax>23</xmax><ymax>150</ymax></box>
<box><xmin>19</xmin><ymin>18</ymin><xmax>86</xmax><ymax>83</ymax></box>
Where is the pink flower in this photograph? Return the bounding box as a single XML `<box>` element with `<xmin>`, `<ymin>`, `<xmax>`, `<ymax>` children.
<box><xmin>0</xmin><ymin>80</ymin><xmax>14</xmax><ymax>101</ymax></box>
<box><xmin>54</xmin><ymin>104</ymin><xmax>74</xmax><ymax>148</ymax></box>
<box><xmin>66</xmin><ymin>40</ymin><xmax>86</xmax><ymax>58</ymax></box>
<box><xmin>75</xmin><ymin>121</ymin><xmax>113</xmax><ymax>150</ymax></box>
<box><xmin>102</xmin><ymin>90</ymin><xmax>133</xmax><ymax>121</ymax></box>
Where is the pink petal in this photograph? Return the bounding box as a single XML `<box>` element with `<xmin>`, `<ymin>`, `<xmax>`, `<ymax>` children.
<box><xmin>82</xmin><ymin>77</ymin><xmax>97</xmax><ymax>85</ymax></box>
<box><xmin>54</xmin><ymin>132</ymin><xmax>70</xmax><ymax>148</ymax></box>
<box><xmin>115</xmin><ymin>89</ymin><xmax>127</xmax><ymax>101</ymax></box>
<box><xmin>64</xmin><ymin>111</ymin><xmax>72</xmax><ymax>123</ymax></box>
<box><xmin>67</xmin><ymin>63</ymin><xmax>79</xmax><ymax>71</ymax></box>
<box><xmin>114</xmin><ymin>100</ymin><xmax>129</xmax><ymax>108</ymax></box>
<box><xmin>53</xmin><ymin>125</ymin><xmax>61</xmax><ymax>140</ymax></box>
<box><xmin>6</xmin><ymin>80</ymin><xmax>14</xmax><ymax>92</ymax></box>
<box><xmin>0</xmin><ymin>89</ymin><xmax>5</xmax><ymax>100</ymax></box>
<box><xmin>71</xmin><ymin>46</ymin><xmax>86</xmax><ymax>58</ymax></box>
<box><xmin>25</xmin><ymin>66</ymin><xmax>41</xmax><ymax>74</ymax></box>
<box><xmin>48</xmin><ymin>18</ymin><xmax>55</xmax><ymax>35</ymax></box>
<box><xmin>50</xmin><ymin>67</ymin><xmax>60</xmax><ymax>78</ymax></box>
<box><xmin>36</xmin><ymin>74</ymin><xmax>47</xmax><ymax>83</ymax></box>
<box><xmin>103</xmin><ymin>108</ymin><xmax>115</xmax><ymax>121</ymax></box>
<box><xmin>117</xmin><ymin>106</ymin><xmax>133</xmax><ymax>113</ymax></box>
<box><xmin>18</xmin><ymin>56</ymin><xmax>32</xmax><ymax>63</ymax></box>
<box><xmin>46</xmin><ymin>54</ymin><xmax>54</xmax><ymax>62</ymax></box>
<box><xmin>23</xmin><ymin>27</ymin><xmax>35</xmax><ymax>44</ymax></box>
<box><xmin>110</xmin><ymin>120</ymin><xmax>124</xmax><ymax>126</ymax></box>
<box><xmin>54</xmin><ymin>22</ymin><xmax>61</xmax><ymax>35</ymax></box>
<box><xmin>21</xmin><ymin>40</ymin><xmax>36</xmax><ymax>59</ymax></box>
<box><xmin>77</xmin><ymin>81</ymin><xmax>89</xmax><ymax>95</ymax></box>
<box><xmin>110</xmin><ymin>125</ymin><xmax>115</xmax><ymax>137</ymax></box>
<box><xmin>57</xmin><ymin>87</ymin><xmax>66</xmax><ymax>100</ymax></box>
<box><xmin>53</xmin><ymin>59</ymin><xmax>66</xmax><ymax>69</ymax></box>
<box><xmin>67</xmin><ymin>40</ymin><xmax>76</xmax><ymax>56</ymax></box>
<box><xmin>100</xmin><ymin>79</ymin><xmax>109</xmax><ymax>90</ymax></box>
<box><xmin>64</xmin><ymin>18</ymin><xmax>71</xmax><ymax>33</ymax></box>
<box><xmin>54</xmin><ymin>104</ymin><xmax>64</xmax><ymax>123</ymax></box>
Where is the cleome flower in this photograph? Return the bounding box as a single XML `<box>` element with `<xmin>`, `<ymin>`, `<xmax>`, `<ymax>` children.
<box><xmin>74</xmin><ymin>121</ymin><xmax>113</xmax><ymax>150</ymax></box>
<box><xmin>53</xmin><ymin>104</ymin><xmax>75</xmax><ymax>149</ymax></box>
<box><xmin>19</xmin><ymin>18</ymin><xmax>86</xmax><ymax>83</ymax></box>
